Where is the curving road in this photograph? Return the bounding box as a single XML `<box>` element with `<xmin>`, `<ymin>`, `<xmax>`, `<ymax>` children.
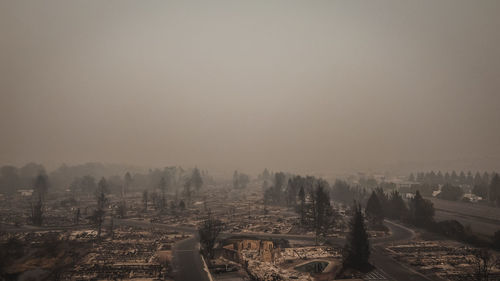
<box><xmin>370</xmin><ymin>221</ymin><xmax>435</xmax><ymax>281</ymax></box>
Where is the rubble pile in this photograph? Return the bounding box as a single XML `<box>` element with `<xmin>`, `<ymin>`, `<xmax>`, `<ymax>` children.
<box><xmin>241</xmin><ymin>251</ymin><xmax>312</xmax><ymax>281</ymax></box>
<box><xmin>59</xmin><ymin>226</ymin><xmax>185</xmax><ymax>280</ymax></box>
<box><xmin>277</xmin><ymin>246</ymin><xmax>341</xmax><ymax>263</ymax></box>
<box><xmin>386</xmin><ymin>241</ymin><xmax>500</xmax><ymax>280</ymax></box>
<box><xmin>218</xmin><ymin>237</ymin><xmax>341</xmax><ymax>281</ymax></box>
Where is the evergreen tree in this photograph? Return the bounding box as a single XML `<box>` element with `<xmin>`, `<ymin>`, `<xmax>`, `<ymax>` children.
<box><xmin>466</xmin><ymin>171</ymin><xmax>473</xmax><ymax>186</ymax></box>
<box><xmin>286</xmin><ymin>176</ymin><xmax>302</xmax><ymax>207</ymax></box>
<box><xmin>298</xmin><ymin>185</ymin><xmax>306</xmax><ymax>225</ymax></box>
<box><xmin>488</xmin><ymin>173</ymin><xmax>500</xmax><ymax>206</ymax></box>
<box><xmin>387</xmin><ymin>190</ymin><xmax>408</xmax><ymax>220</ymax></box>
<box><xmin>81</xmin><ymin>175</ymin><xmax>97</xmax><ymax>196</ymax></box>
<box><xmin>183</xmin><ymin>178</ymin><xmax>192</xmax><ymax>205</ymax></box>
<box><xmin>429</xmin><ymin>171</ymin><xmax>437</xmax><ymax>185</ymax></box>
<box><xmin>459</xmin><ymin>171</ymin><xmax>466</xmax><ymax>185</ymax></box>
<box><xmin>472</xmin><ymin>183</ymin><xmax>488</xmax><ymax>199</ymax></box>
<box><xmin>474</xmin><ymin>172</ymin><xmax>482</xmax><ymax>186</ymax></box>
<box><xmin>436</xmin><ymin>171</ymin><xmax>444</xmax><ymax>185</ymax></box>
<box><xmin>269</xmin><ymin>172</ymin><xmax>286</xmax><ymax>205</ymax></box>
<box><xmin>232</xmin><ymin>170</ymin><xmax>239</xmax><ymax>189</ymax></box>
<box><xmin>92</xmin><ymin>177</ymin><xmax>108</xmax><ymax>238</ymax></box>
<box><xmin>74</xmin><ymin>208</ymin><xmax>81</xmax><ymax>224</ymax></box>
<box><xmin>179</xmin><ymin>200</ymin><xmax>186</xmax><ymax>210</ymax></box>
<box><xmin>123</xmin><ymin>172</ymin><xmax>132</xmax><ymax>196</ymax></box>
<box><xmin>117</xmin><ymin>200</ymin><xmax>127</xmax><ymax>218</ymax></box>
<box><xmin>262</xmin><ymin>168</ymin><xmax>270</xmax><ymax>181</ymax></box>
<box><xmin>444</xmin><ymin>172</ymin><xmax>451</xmax><ymax>183</ymax></box>
<box><xmin>31</xmin><ymin>173</ymin><xmax>49</xmax><ymax>226</ymax></box>
<box><xmin>482</xmin><ymin>172</ymin><xmax>490</xmax><ymax>186</ymax></box>
<box><xmin>493</xmin><ymin>230</ymin><xmax>500</xmax><ymax>251</ymax></box>
<box><xmin>409</xmin><ymin>191</ymin><xmax>435</xmax><ymax>227</ymax></box>
<box><xmin>408</xmin><ymin>173</ymin><xmax>415</xmax><ymax>182</ymax></box>
<box><xmin>238</xmin><ymin>173</ymin><xmax>250</xmax><ymax>189</ymax></box>
<box><xmin>192</xmin><ymin>167</ymin><xmax>203</xmax><ymax>191</ymax></box>
<box><xmin>33</xmin><ymin>173</ymin><xmax>49</xmax><ymax>199</ymax></box>
<box><xmin>366</xmin><ymin>191</ymin><xmax>384</xmax><ymax>226</ymax></box>
<box><xmin>416</xmin><ymin>172</ymin><xmax>424</xmax><ymax>182</ymax></box>
<box><xmin>343</xmin><ymin>204</ymin><xmax>370</xmax><ymax>270</ymax></box>
<box><xmin>451</xmin><ymin>171</ymin><xmax>458</xmax><ymax>183</ymax></box>
<box><xmin>437</xmin><ymin>184</ymin><xmax>464</xmax><ymax>201</ymax></box>
<box><xmin>158</xmin><ymin>177</ymin><xmax>167</xmax><ymax>210</ymax></box>
<box><xmin>142</xmin><ymin>190</ymin><xmax>148</xmax><ymax>212</ymax></box>
<box><xmin>374</xmin><ymin>187</ymin><xmax>388</xmax><ymax>216</ymax></box>
<box><xmin>308</xmin><ymin>181</ymin><xmax>335</xmax><ymax>244</ymax></box>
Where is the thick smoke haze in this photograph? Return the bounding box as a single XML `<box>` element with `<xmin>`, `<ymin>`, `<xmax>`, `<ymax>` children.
<box><xmin>1</xmin><ymin>1</ymin><xmax>499</xmax><ymax>174</ymax></box>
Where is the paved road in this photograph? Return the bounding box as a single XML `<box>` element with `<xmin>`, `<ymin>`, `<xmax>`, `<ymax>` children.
<box><xmin>370</xmin><ymin>221</ymin><xmax>435</xmax><ymax>281</ymax></box>
<box><xmin>172</xmin><ymin>236</ymin><xmax>211</xmax><ymax>281</ymax></box>
<box><xmin>113</xmin><ymin>219</ymin><xmax>212</xmax><ymax>281</ymax></box>
<box><xmin>427</xmin><ymin>197</ymin><xmax>500</xmax><ymax>236</ymax></box>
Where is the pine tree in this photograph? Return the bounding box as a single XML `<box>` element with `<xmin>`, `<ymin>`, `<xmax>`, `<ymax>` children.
<box><xmin>31</xmin><ymin>173</ymin><xmax>49</xmax><ymax>226</ymax></box>
<box><xmin>387</xmin><ymin>190</ymin><xmax>408</xmax><ymax>220</ymax></box>
<box><xmin>123</xmin><ymin>172</ymin><xmax>132</xmax><ymax>196</ymax></box>
<box><xmin>158</xmin><ymin>177</ymin><xmax>166</xmax><ymax>210</ymax></box>
<box><xmin>366</xmin><ymin>191</ymin><xmax>384</xmax><ymax>226</ymax></box>
<box><xmin>488</xmin><ymin>173</ymin><xmax>500</xmax><ymax>206</ymax></box>
<box><xmin>298</xmin><ymin>185</ymin><xmax>306</xmax><ymax>226</ymax></box>
<box><xmin>483</xmin><ymin>172</ymin><xmax>490</xmax><ymax>186</ymax></box>
<box><xmin>408</xmin><ymin>173</ymin><xmax>415</xmax><ymax>182</ymax></box>
<box><xmin>459</xmin><ymin>171</ymin><xmax>466</xmax><ymax>185</ymax></box>
<box><xmin>192</xmin><ymin>167</ymin><xmax>203</xmax><ymax>191</ymax></box>
<box><xmin>444</xmin><ymin>172</ymin><xmax>451</xmax><ymax>183</ymax></box>
<box><xmin>343</xmin><ymin>204</ymin><xmax>370</xmax><ymax>270</ymax></box>
<box><xmin>179</xmin><ymin>200</ymin><xmax>186</xmax><ymax>210</ymax></box>
<box><xmin>374</xmin><ymin>188</ymin><xmax>388</xmax><ymax>216</ymax></box>
<box><xmin>409</xmin><ymin>191</ymin><xmax>434</xmax><ymax>227</ymax></box>
<box><xmin>233</xmin><ymin>170</ymin><xmax>239</xmax><ymax>189</ymax></box>
<box><xmin>93</xmin><ymin>177</ymin><xmax>108</xmax><ymax>238</ymax></box>
<box><xmin>309</xmin><ymin>181</ymin><xmax>335</xmax><ymax>244</ymax></box>
<box><xmin>142</xmin><ymin>190</ymin><xmax>148</xmax><ymax>212</ymax></box>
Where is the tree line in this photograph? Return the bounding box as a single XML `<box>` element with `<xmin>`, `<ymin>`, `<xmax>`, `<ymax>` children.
<box><xmin>0</xmin><ymin>162</ymin><xmax>214</xmax><ymax>196</ymax></box>
<box><xmin>408</xmin><ymin>171</ymin><xmax>500</xmax><ymax>206</ymax></box>
<box><xmin>261</xmin><ymin>171</ymin><xmax>500</xmax><ymax>253</ymax></box>
<box><xmin>5</xmin><ymin>165</ymin><xmax>206</xmax><ymax>234</ymax></box>
<box><xmin>364</xmin><ymin>187</ymin><xmax>500</xmax><ymax>252</ymax></box>
<box><xmin>409</xmin><ymin>171</ymin><xmax>494</xmax><ymax>187</ymax></box>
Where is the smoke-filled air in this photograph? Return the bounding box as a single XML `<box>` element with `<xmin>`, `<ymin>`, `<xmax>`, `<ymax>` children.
<box><xmin>1</xmin><ymin>1</ymin><xmax>500</xmax><ymax>281</ymax></box>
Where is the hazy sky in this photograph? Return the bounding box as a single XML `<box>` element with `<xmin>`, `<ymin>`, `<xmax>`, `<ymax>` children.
<box><xmin>1</xmin><ymin>1</ymin><xmax>499</xmax><ymax>174</ymax></box>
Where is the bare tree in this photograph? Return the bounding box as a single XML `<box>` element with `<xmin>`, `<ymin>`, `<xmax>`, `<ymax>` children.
<box><xmin>142</xmin><ymin>190</ymin><xmax>149</xmax><ymax>212</ymax></box>
<box><xmin>306</xmin><ymin>180</ymin><xmax>336</xmax><ymax>244</ymax></box>
<box><xmin>123</xmin><ymin>172</ymin><xmax>133</xmax><ymax>197</ymax></box>
<box><xmin>183</xmin><ymin>177</ymin><xmax>192</xmax><ymax>206</ymax></box>
<box><xmin>74</xmin><ymin>208</ymin><xmax>81</xmax><ymax>225</ymax></box>
<box><xmin>31</xmin><ymin>173</ymin><xmax>49</xmax><ymax>226</ymax></box>
<box><xmin>159</xmin><ymin>177</ymin><xmax>167</xmax><ymax>210</ymax></box>
<box><xmin>468</xmin><ymin>248</ymin><xmax>499</xmax><ymax>281</ymax></box>
<box><xmin>91</xmin><ymin>177</ymin><xmax>108</xmax><ymax>238</ymax></box>
<box><xmin>199</xmin><ymin>213</ymin><xmax>224</xmax><ymax>259</ymax></box>
<box><xmin>117</xmin><ymin>200</ymin><xmax>127</xmax><ymax>218</ymax></box>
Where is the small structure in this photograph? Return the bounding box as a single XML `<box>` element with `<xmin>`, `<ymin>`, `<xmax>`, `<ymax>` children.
<box><xmin>462</xmin><ymin>193</ymin><xmax>482</xmax><ymax>202</ymax></box>
<box><xmin>17</xmin><ymin>189</ymin><xmax>34</xmax><ymax>197</ymax></box>
<box><xmin>221</xmin><ymin>237</ymin><xmax>284</xmax><ymax>263</ymax></box>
